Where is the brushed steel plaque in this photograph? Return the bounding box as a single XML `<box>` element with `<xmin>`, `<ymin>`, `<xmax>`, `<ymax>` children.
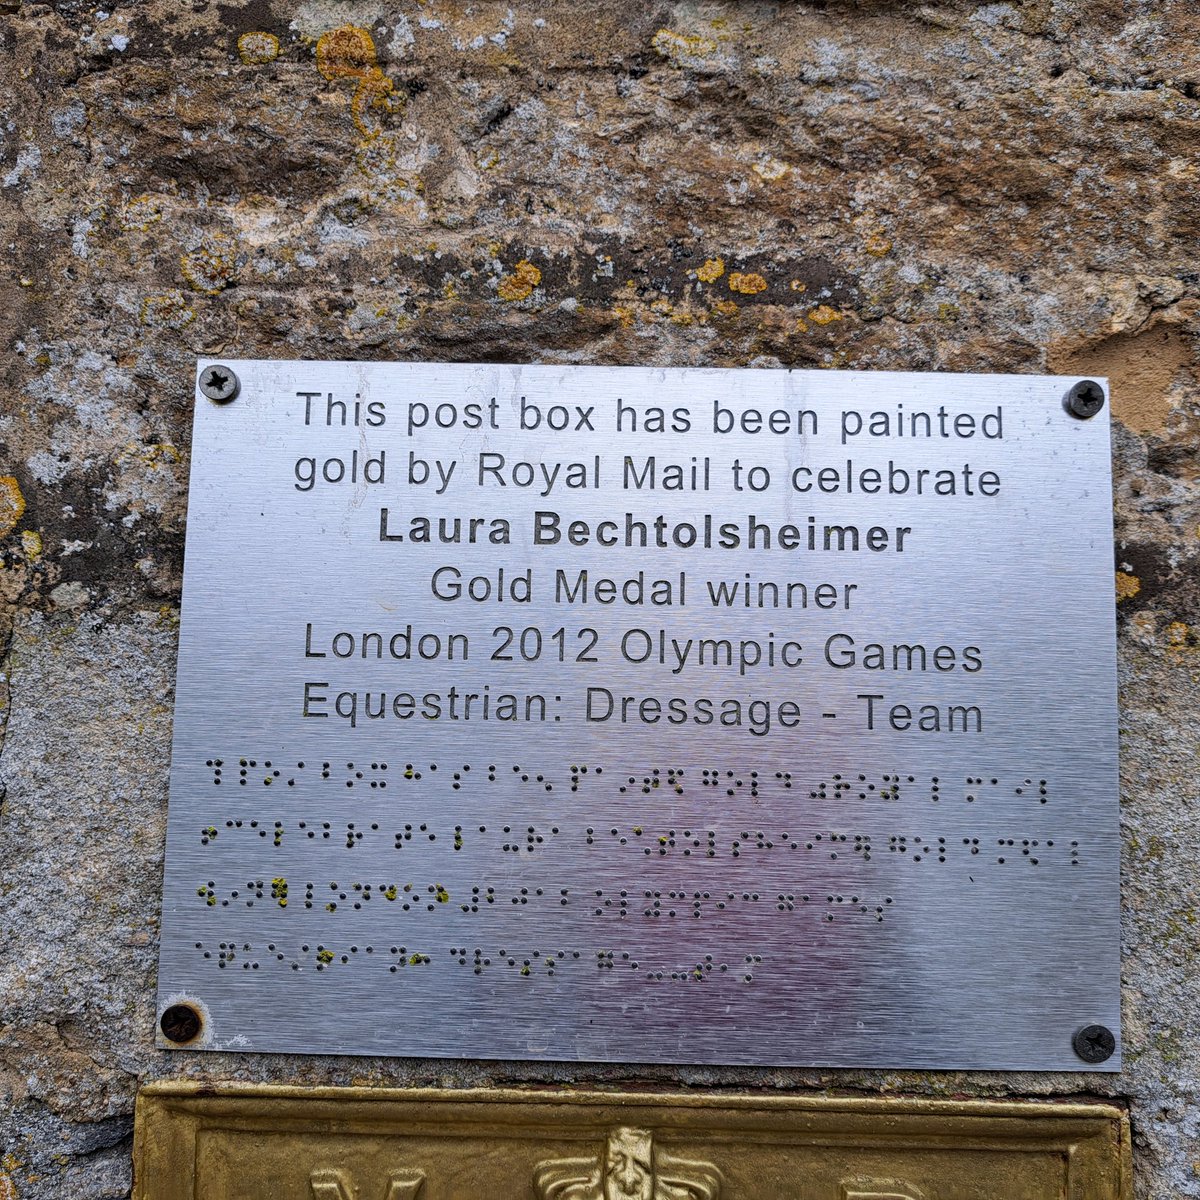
<box><xmin>157</xmin><ymin>360</ymin><xmax>1120</xmax><ymax>1069</ymax></box>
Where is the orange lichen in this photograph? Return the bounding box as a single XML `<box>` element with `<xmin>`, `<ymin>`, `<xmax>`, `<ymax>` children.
<box><xmin>808</xmin><ymin>304</ymin><xmax>844</xmax><ymax>325</ymax></box>
<box><xmin>317</xmin><ymin>25</ymin><xmax>380</xmax><ymax>81</ymax></box>
<box><xmin>711</xmin><ymin>299</ymin><xmax>739</xmax><ymax>317</ymax></box>
<box><xmin>695</xmin><ymin>257</ymin><xmax>725</xmax><ymax>283</ymax></box>
<box><xmin>0</xmin><ymin>476</ymin><xmax>26</xmax><ymax>538</ymax></box>
<box><xmin>729</xmin><ymin>271</ymin><xmax>768</xmax><ymax>295</ymax></box>
<box><xmin>863</xmin><ymin>229</ymin><xmax>892</xmax><ymax>257</ymax></box>
<box><xmin>498</xmin><ymin>259</ymin><xmax>542</xmax><ymax>301</ymax></box>
<box><xmin>316</xmin><ymin>25</ymin><xmax>402</xmax><ymax>139</ymax></box>
<box><xmin>1116</xmin><ymin>571</ymin><xmax>1141</xmax><ymax>602</ymax></box>
<box><xmin>238</xmin><ymin>32</ymin><xmax>280</xmax><ymax>64</ymax></box>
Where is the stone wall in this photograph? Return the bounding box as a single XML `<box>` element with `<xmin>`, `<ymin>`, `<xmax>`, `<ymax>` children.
<box><xmin>1</xmin><ymin>2</ymin><xmax>1197</xmax><ymax>1196</ymax></box>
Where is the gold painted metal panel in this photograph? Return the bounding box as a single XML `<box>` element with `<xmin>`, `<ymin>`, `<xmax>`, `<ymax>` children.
<box><xmin>134</xmin><ymin>1084</ymin><xmax>1131</xmax><ymax>1200</ymax></box>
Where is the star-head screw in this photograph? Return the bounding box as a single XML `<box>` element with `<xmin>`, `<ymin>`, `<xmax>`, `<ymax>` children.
<box><xmin>199</xmin><ymin>364</ymin><xmax>240</xmax><ymax>402</ymax></box>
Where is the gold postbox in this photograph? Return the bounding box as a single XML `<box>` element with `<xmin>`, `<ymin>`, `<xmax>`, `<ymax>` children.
<box><xmin>134</xmin><ymin>1084</ymin><xmax>1130</xmax><ymax>1198</ymax></box>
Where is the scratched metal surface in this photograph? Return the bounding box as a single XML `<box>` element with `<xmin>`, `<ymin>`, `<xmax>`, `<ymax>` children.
<box><xmin>156</xmin><ymin>360</ymin><xmax>1120</xmax><ymax>1069</ymax></box>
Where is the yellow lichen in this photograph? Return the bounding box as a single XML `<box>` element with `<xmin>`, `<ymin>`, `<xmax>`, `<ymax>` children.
<box><xmin>498</xmin><ymin>259</ymin><xmax>542</xmax><ymax>301</ymax></box>
<box><xmin>0</xmin><ymin>476</ymin><xmax>26</xmax><ymax>538</ymax></box>
<box><xmin>316</xmin><ymin>25</ymin><xmax>402</xmax><ymax>139</ymax></box>
<box><xmin>141</xmin><ymin>292</ymin><xmax>196</xmax><ymax>329</ymax></box>
<box><xmin>180</xmin><ymin>234</ymin><xmax>239</xmax><ymax>295</ymax></box>
<box><xmin>863</xmin><ymin>229</ymin><xmax>892</xmax><ymax>257</ymax></box>
<box><xmin>695</xmin><ymin>257</ymin><xmax>725</xmax><ymax>283</ymax></box>
<box><xmin>652</xmin><ymin>28</ymin><xmax>717</xmax><ymax>60</ymax></box>
<box><xmin>1166</xmin><ymin>621</ymin><xmax>1197</xmax><ymax>652</ymax></box>
<box><xmin>20</xmin><ymin>531</ymin><xmax>41</xmax><ymax>559</ymax></box>
<box><xmin>0</xmin><ymin>1170</ymin><xmax>16</xmax><ymax>1200</ymax></box>
<box><xmin>317</xmin><ymin>25</ymin><xmax>381</xmax><ymax>81</ymax></box>
<box><xmin>118</xmin><ymin>441</ymin><xmax>181</xmax><ymax>469</ymax></box>
<box><xmin>789</xmin><ymin>280</ymin><xmax>807</xmax><ymax>293</ymax></box>
<box><xmin>808</xmin><ymin>304</ymin><xmax>844</xmax><ymax>325</ymax></box>
<box><xmin>117</xmin><ymin>194</ymin><xmax>163</xmax><ymax>232</ymax></box>
<box><xmin>712</xmin><ymin>299</ymin><xmax>739</xmax><ymax>317</ymax></box>
<box><xmin>729</xmin><ymin>271</ymin><xmax>768</xmax><ymax>295</ymax></box>
<box><xmin>237</xmin><ymin>32</ymin><xmax>280</xmax><ymax>64</ymax></box>
<box><xmin>1116</xmin><ymin>571</ymin><xmax>1141</xmax><ymax>602</ymax></box>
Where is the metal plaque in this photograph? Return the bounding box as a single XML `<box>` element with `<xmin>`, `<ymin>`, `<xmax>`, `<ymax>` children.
<box><xmin>133</xmin><ymin>1084</ymin><xmax>1132</xmax><ymax>1200</ymax></box>
<box><xmin>157</xmin><ymin>360</ymin><xmax>1120</xmax><ymax>1069</ymax></box>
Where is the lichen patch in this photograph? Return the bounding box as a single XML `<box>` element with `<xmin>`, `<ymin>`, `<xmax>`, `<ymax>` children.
<box><xmin>1116</xmin><ymin>571</ymin><xmax>1141</xmax><ymax>602</ymax></box>
<box><xmin>238</xmin><ymin>32</ymin><xmax>280</xmax><ymax>65</ymax></box>
<box><xmin>729</xmin><ymin>272</ymin><xmax>767</xmax><ymax>295</ymax></box>
<box><xmin>316</xmin><ymin>25</ymin><xmax>403</xmax><ymax>139</ymax></box>
<box><xmin>0</xmin><ymin>476</ymin><xmax>26</xmax><ymax>538</ymax></box>
<box><xmin>652</xmin><ymin>29</ymin><xmax>718</xmax><ymax>62</ymax></box>
<box><xmin>180</xmin><ymin>234</ymin><xmax>239</xmax><ymax>295</ymax></box>
<box><xmin>863</xmin><ymin>229</ymin><xmax>892</xmax><ymax>257</ymax></box>
<box><xmin>498</xmin><ymin>260</ymin><xmax>542</xmax><ymax>302</ymax></box>
<box><xmin>808</xmin><ymin>305</ymin><xmax>844</xmax><ymax>326</ymax></box>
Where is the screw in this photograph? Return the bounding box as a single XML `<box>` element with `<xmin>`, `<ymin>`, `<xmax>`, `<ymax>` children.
<box><xmin>1072</xmin><ymin>1023</ymin><xmax>1116</xmax><ymax>1064</ymax></box>
<box><xmin>1064</xmin><ymin>379</ymin><xmax>1105</xmax><ymax>419</ymax></box>
<box><xmin>199</xmin><ymin>364</ymin><xmax>240</xmax><ymax>402</ymax></box>
<box><xmin>160</xmin><ymin>1003</ymin><xmax>203</xmax><ymax>1044</ymax></box>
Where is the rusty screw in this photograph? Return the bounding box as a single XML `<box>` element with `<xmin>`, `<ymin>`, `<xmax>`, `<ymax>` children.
<box><xmin>1072</xmin><ymin>1024</ymin><xmax>1116</xmax><ymax>1064</ymax></box>
<box><xmin>199</xmin><ymin>364</ymin><xmax>240</xmax><ymax>403</ymax></box>
<box><xmin>160</xmin><ymin>1003</ymin><xmax>203</xmax><ymax>1044</ymax></box>
<box><xmin>1064</xmin><ymin>379</ymin><xmax>1105</xmax><ymax>419</ymax></box>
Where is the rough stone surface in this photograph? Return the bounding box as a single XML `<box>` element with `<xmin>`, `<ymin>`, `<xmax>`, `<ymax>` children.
<box><xmin>1</xmin><ymin>2</ymin><xmax>1198</xmax><ymax>1197</ymax></box>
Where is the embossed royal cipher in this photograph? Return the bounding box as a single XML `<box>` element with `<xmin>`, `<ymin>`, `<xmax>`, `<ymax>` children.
<box><xmin>156</xmin><ymin>361</ymin><xmax>1120</xmax><ymax>1069</ymax></box>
